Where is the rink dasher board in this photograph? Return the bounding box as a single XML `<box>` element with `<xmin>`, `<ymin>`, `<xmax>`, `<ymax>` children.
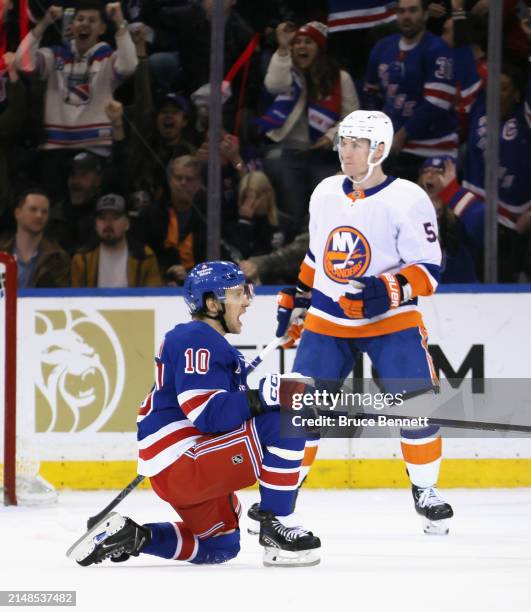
<box><xmin>3</xmin><ymin>287</ymin><xmax>531</xmax><ymax>488</ymax></box>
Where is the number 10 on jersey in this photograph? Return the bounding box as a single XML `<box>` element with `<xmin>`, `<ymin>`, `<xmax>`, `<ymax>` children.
<box><xmin>184</xmin><ymin>348</ymin><xmax>211</xmax><ymax>374</ymax></box>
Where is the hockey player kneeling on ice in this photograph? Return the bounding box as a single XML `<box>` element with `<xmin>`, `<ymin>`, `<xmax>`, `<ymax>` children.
<box><xmin>68</xmin><ymin>261</ymin><xmax>320</xmax><ymax>567</ymax></box>
<box><xmin>263</xmin><ymin>110</ymin><xmax>453</xmax><ymax>536</ymax></box>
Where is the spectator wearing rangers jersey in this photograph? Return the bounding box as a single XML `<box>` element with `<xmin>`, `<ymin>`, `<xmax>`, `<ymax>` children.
<box><xmin>440</xmin><ymin>2</ymin><xmax>484</xmax><ymax>140</ymax></box>
<box><xmin>14</xmin><ymin>1</ymin><xmax>138</xmax><ymax>201</ymax></box>
<box><xmin>364</xmin><ymin>0</ymin><xmax>457</xmax><ymax>182</ymax></box>
<box><xmin>418</xmin><ymin>156</ymin><xmax>480</xmax><ymax>282</ymax></box>
<box><xmin>431</xmin><ymin>156</ymin><xmax>485</xmax><ymax>255</ymax></box>
<box><xmin>272</xmin><ymin>110</ymin><xmax>454</xmax><ymax>536</ymax></box>
<box><xmin>420</xmin><ymin>155</ymin><xmax>485</xmax><ymax>263</ymax></box>
<box><xmin>68</xmin><ymin>262</ymin><xmax>321</xmax><ymax>568</ymax></box>
<box><xmin>463</xmin><ymin>63</ymin><xmax>531</xmax><ymax>282</ymax></box>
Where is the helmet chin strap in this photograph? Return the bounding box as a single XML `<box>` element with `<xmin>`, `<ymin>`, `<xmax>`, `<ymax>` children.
<box><xmin>344</xmin><ymin>147</ymin><xmax>381</xmax><ymax>186</ymax></box>
<box><xmin>203</xmin><ymin>303</ymin><xmax>230</xmax><ymax>333</ymax></box>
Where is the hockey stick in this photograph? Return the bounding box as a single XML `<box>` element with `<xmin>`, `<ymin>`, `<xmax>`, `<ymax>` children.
<box><xmin>310</xmin><ymin>409</ymin><xmax>531</xmax><ymax>434</ymax></box>
<box><xmin>85</xmin><ymin>335</ymin><xmax>287</xmax><ymax>529</ymax></box>
<box><xmin>86</xmin><ymin>474</ymin><xmax>145</xmax><ymax>529</ymax></box>
<box><xmin>365</xmin><ymin>412</ymin><xmax>531</xmax><ymax>434</ymax></box>
<box><xmin>246</xmin><ymin>335</ymin><xmax>288</xmax><ymax>372</ymax></box>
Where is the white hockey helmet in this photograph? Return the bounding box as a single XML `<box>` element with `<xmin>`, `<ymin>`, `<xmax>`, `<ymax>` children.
<box><xmin>336</xmin><ymin>110</ymin><xmax>394</xmax><ymax>184</ymax></box>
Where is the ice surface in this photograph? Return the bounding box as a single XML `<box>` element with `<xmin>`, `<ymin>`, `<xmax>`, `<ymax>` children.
<box><xmin>1</xmin><ymin>488</ymin><xmax>530</xmax><ymax>612</ymax></box>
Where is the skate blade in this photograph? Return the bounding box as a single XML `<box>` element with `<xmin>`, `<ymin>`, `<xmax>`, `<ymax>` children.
<box><xmin>422</xmin><ymin>517</ymin><xmax>449</xmax><ymax>536</ymax></box>
<box><xmin>262</xmin><ymin>546</ymin><xmax>321</xmax><ymax>568</ymax></box>
<box><xmin>66</xmin><ymin>512</ymin><xmax>125</xmax><ymax>564</ymax></box>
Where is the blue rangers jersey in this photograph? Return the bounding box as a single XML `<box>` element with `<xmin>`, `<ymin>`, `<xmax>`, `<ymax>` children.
<box><xmin>328</xmin><ymin>1</ymin><xmax>397</xmax><ymax>32</ymax></box>
<box><xmin>440</xmin><ymin>221</ymin><xmax>478</xmax><ymax>284</ymax></box>
<box><xmin>365</xmin><ymin>31</ymin><xmax>458</xmax><ymax>157</ymax></box>
<box><xmin>453</xmin><ymin>44</ymin><xmax>482</xmax><ymax>116</ymax></box>
<box><xmin>463</xmin><ymin>76</ymin><xmax>531</xmax><ymax>230</ymax></box>
<box><xmin>438</xmin><ymin>177</ymin><xmax>484</xmax><ymax>264</ymax></box>
<box><xmin>137</xmin><ymin>321</ymin><xmax>251</xmax><ymax>476</ymax></box>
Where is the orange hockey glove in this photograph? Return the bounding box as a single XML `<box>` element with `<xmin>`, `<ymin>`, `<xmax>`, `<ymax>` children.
<box><xmin>281</xmin><ymin>317</ymin><xmax>305</xmax><ymax>349</ymax></box>
<box><xmin>338</xmin><ymin>273</ymin><xmax>404</xmax><ymax>319</ymax></box>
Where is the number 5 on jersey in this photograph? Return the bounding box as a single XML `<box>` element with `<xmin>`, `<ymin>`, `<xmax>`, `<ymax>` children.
<box><xmin>184</xmin><ymin>348</ymin><xmax>211</xmax><ymax>374</ymax></box>
<box><xmin>423</xmin><ymin>222</ymin><xmax>437</xmax><ymax>243</ymax></box>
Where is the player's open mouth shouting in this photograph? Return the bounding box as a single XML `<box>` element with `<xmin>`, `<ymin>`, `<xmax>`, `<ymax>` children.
<box><xmin>220</xmin><ymin>283</ymin><xmax>254</xmax><ymax>334</ymax></box>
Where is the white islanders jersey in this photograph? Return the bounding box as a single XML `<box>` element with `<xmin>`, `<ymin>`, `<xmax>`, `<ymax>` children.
<box><xmin>298</xmin><ymin>175</ymin><xmax>442</xmax><ymax>337</ymax></box>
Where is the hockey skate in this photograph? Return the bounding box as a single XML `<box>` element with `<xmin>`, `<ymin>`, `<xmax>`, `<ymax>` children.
<box><xmin>247</xmin><ymin>502</ymin><xmax>266</xmax><ymax>536</ymax></box>
<box><xmin>412</xmin><ymin>485</ymin><xmax>454</xmax><ymax>535</ymax></box>
<box><xmin>248</xmin><ymin>476</ymin><xmax>306</xmax><ymax>535</ymax></box>
<box><xmin>259</xmin><ymin>513</ymin><xmax>321</xmax><ymax>567</ymax></box>
<box><xmin>247</xmin><ymin>503</ymin><xmax>305</xmax><ymax>539</ymax></box>
<box><xmin>66</xmin><ymin>512</ymin><xmax>151</xmax><ymax>566</ymax></box>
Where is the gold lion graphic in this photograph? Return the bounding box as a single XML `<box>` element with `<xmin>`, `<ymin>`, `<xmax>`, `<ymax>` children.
<box><xmin>35</xmin><ymin>310</ymin><xmax>124</xmax><ymax>432</ymax></box>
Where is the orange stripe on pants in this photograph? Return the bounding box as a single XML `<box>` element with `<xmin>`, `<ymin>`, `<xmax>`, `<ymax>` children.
<box><xmin>419</xmin><ymin>325</ymin><xmax>439</xmax><ymax>387</ymax></box>
<box><xmin>401</xmin><ymin>437</ymin><xmax>442</xmax><ymax>465</ymax></box>
<box><xmin>302</xmin><ymin>444</ymin><xmax>318</xmax><ymax>467</ymax></box>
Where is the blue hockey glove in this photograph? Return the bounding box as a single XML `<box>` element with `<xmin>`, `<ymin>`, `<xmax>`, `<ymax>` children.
<box><xmin>338</xmin><ymin>274</ymin><xmax>404</xmax><ymax>319</ymax></box>
<box><xmin>276</xmin><ymin>288</ymin><xmax>311</xmax><ymax>338</ymax></box>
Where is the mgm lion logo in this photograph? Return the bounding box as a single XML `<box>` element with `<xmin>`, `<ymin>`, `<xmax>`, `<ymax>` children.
<box><xmin>35</xmin><ymin>309</ymin><xmax>126</xmax><ymax>433</ymax></box>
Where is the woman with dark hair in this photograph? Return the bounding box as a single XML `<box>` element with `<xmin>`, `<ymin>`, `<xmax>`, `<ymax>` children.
<box><xmin>258</xmin><ymin>21</ymin><xmax>359</xmax><ymax>237</ymax></box>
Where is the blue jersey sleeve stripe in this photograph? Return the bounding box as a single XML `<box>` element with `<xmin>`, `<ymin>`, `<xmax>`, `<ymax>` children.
<box><xmin>422</xmin><ymin>263</ymin><xmax>441</xmax><ymax>283</ymax></box>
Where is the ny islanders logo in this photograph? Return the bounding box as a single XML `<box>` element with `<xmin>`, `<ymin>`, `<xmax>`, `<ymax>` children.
<box><xmin>323</xmin><ymin>226</ymin><xmax>371</xmax><ymax>283</ymax></box>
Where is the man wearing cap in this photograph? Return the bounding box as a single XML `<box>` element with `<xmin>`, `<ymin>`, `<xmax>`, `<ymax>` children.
<box><xmin>418</xmin><ymin>156</ymin><xmax>481</xmax><ymax>282</ymax></box>
<box><xmin>418</xmin><ymin>155</ymin><xmax>484</xmax><ymax>277</ymax></box>
<box><xmin>142</xmin><ymin>92</ymin><xmax>194</xmax><ymax>194</ymax></box>
<box><xmin>46</xmin><ymin>151</ymin><xmax>104</xmax><ymax>254</ymax></box>
<box><xmin>156</xmin><ymin>94</ymin><xmax>193</xmax><ymax>151</ymax></box>
<box><xmin>71</xmin><ymin>193</ymin><xmax>162</xmax><ymax>287</ymax></box>
<box><xmin>106</xmin><ymin>91</ymin><xmax>194</xmax><ymax>210</ymax></box>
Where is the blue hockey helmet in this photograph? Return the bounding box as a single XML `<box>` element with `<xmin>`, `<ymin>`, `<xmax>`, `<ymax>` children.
<box><xmin>184</xmin><ymin>261</ymin><xmax>250</xmax><ymax>314</ymax></box>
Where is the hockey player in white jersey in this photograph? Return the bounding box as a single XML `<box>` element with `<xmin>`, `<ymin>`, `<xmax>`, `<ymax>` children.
<box><xmin>263</xmin><ymin>110</ymin><xmax>453</xmax><ymax>535</ymax></box>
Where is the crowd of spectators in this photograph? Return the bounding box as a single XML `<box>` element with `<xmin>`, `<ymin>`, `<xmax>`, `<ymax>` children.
<box><xmin>1</xmin><ymin>0</ymin><xmax>530</xmax><ymax>288</ymax></box>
